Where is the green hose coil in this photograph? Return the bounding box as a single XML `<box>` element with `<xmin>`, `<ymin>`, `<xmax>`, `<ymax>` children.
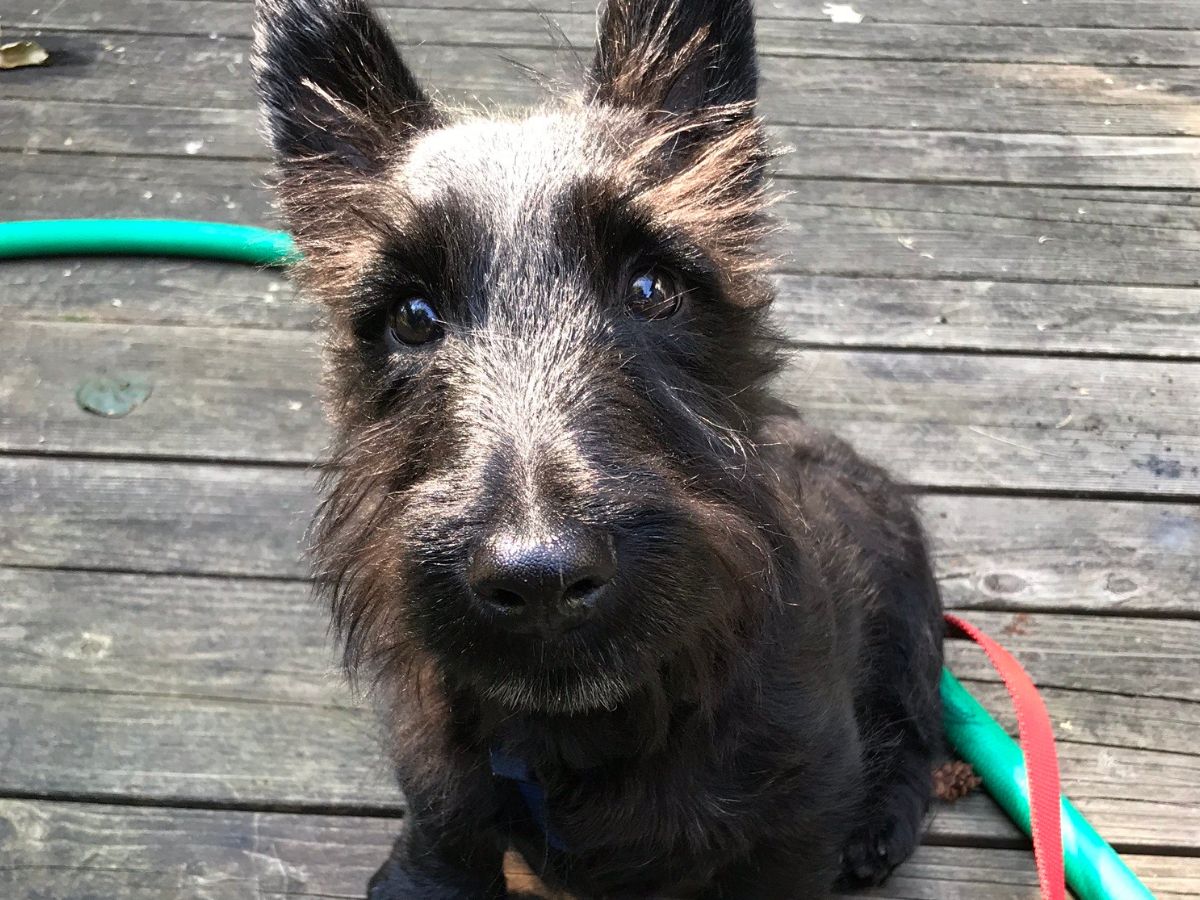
<box><xmin>942</xmin><ymin>670</ymin><xmax>1155</xmax><ymax>900</ymax></box>
<box><xmin>0</xmin><ymin>217</ymin><xmax>1159</xmax><ymax>899</ymax></box>
<box><xmin>0</xmin><ymin>218</ymin><xmax>297</xmax><ymax>266</ymax></box>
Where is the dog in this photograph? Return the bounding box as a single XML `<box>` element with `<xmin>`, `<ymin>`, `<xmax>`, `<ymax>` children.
<box><xmin>253</xmin><ymin>0</ymin><xmax>944</xmax><ymax>896</ymax></box>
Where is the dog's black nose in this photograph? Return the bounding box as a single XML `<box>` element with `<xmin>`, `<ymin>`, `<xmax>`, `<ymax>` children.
<box><xmin>469</xmin><ymin>525</ymin><xmax>616</xmax><ymax>633</ymax></box>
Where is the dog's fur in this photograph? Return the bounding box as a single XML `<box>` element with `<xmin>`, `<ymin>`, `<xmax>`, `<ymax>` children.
<box><xmin>253</xmin><ymin>1</ymin><xmax>944</xmax><ymax>896</ymax></box>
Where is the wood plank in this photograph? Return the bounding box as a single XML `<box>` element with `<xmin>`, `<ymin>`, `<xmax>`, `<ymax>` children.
<box><xmin>8</xmin><ymin>677</ymin><xmax>1182</xmax><ymax>847</ymax></box>
<box><xmin>7</xmin><ymin>157</ymin><xmax>1200</xmax><ymax>354</ymax></box>
<box><xmin>929</xmin><ymin>774</ymin><xmax>1199</xmax><ymax>851</ymax></box>
<box><xmin>5</xmin><ymin>567</ymin><xmax>1197</xmax><ymax>735</ymax></box>
<box><xmin>7</xmin><ymin>320</ymin><xmax>1200</xmax><ymax>495</ymax></box>
<box><xmin>56</xmin><ymin>0</ymin><xmax>1200</xmax><ymax>30</ymax></box>
<box><xmin>779</xmin><ymin>350</ymin><xmax>1200</xmax><ymax>496</ymax></box>
<box><xmin>771</xmin><ymin>129</ymin><xmax>1200</xmax><ymax>189</ymax></box>
<box><xmin>1</xmin><ymin>565</ymin><xmax>1197</xmax><ymax>846</ymax></box>
<box><xmin>11</xmin><ymin>264</ymin><xmax>1200</xmax><ymax>361</ymax></box>
<box><xmin>0</xmin><ymin>686</ymin><xmax>399</xmax><ymax>810</ymax></box>
<box><xmin>759</xmin><ymin>21</ymin><xmax>1200</xmax><ymax>67</ymax></box>
<box><xmin>0</xmin><ymin>458</ymin><xmax>313</xmax><ymax>578</ymax></box>
<box><xmin>1</xmin><ymin>322</ymin><xmax>326</xmax><ymax>464</ymax></box>
<box><xmin>772</xmin><ymin>180</ymin><xmax>1200</xmax><ymax>288</ymax></box>
<box><xmin>869</xmin><ymin>846</ymin><xmax>1199</xmax><ymax>900</ymax></box>
<box><xmin>0</xmin><ymin>257</ymin><xmax>312</xmax><ymax>330</ymax></box>
<box><xmin>5</xmin><ymin>565</ymin><xmax>1193</xmax><ymax>718</ymax></box>
<box><xmin>772</xmin><ymin>276</ymin><xmax>1200</xmax><ymax>357</ymax></box>
<box><xmin>0</xmin><ymin>153</ymin><xmax>271</xmax><ymax>223</ymax></box>
<box><xmin>1</xmin><ymin>98</ymin><xmax>263</xmax><ymax>159</ymax></box>
<box><xmin>3</xmin><ymin>459</ymin><xmax>1198</xmax><ymax>615</ymax></box>
<box><xmin>4</xmin><ymin>155</ymin><xmax>1200</xmax><ymax>366</ymax></box>
<box><xmin>888</xmin><ymin>845</ymin><xmax>1200</xmax><ymax>899</ymax></box>
<box><xmin>9</xmin><ymin>152</ymin><xmax>1200</xmax><ymax>289</ymax></box>
<box><xmin>9</xmin><ymin>1</ymin><xmax>1199</xmax><ymax>66</ymax></box>
<box><xmin>0</xmin><ymin>568</ymin><xmax>336</xmax><ymax>704</ymax></box>
<box><xmin>1</xmin><ymin>800</ymin><xmax>1194</xmax><ymax>900</ymax></box>
<box><xmin>929</xmin><ymin>495</ymin><xmax>1200</xmax><ymax>618</ymax></box>
<box><xmin>944</xmin><ymin>614</ymin><xmax>1200</xmax><ymax>702</ymax></box>
<box><xmin>965</xmin><ymin>681</ymin><xmax>1200</xmax><ymax>759</ymax></box>
<box><xmin>10</xmin><ymin>103</ymin><xmax>1200</xmax><ymax>192</ymax></box>
<box><xmin>0</xmin><ymin>800</ymin><xmax>398</xmax><ymax>900</ymax></box>
<box><xmin>7</xmin><ymin>261</ymin><xmax>1200</xmax><ymax>361</ymax></box>
<box><xmin>5</xmin><ymin>31</ymin><xmax>1200</xmax><ymax>137</ymax></box>
<box><xmin>6</xmin><ymin>567</ymin><xmax>1195</xmax><ymax>731</ymax></box>
<box><xmin>808</xmin><ymin>0</ymin><xmax>1200</xmax><ymax>29</ymax></box>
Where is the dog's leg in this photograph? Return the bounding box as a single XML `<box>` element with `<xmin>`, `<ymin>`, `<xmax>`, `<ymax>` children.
<box><xmin>763</xmin><ymin>417</ymin><xmax>944</xmax><ymax>889</ymax></box>
<box><xmin>367</xmin><ymin>818</ymin><xmax>507</xmax><ymax>900</ymax></box>
<box><xmin>838</xmin><ymin>518</ymin><xmax>944</xmax><ymax>888</ymax></box>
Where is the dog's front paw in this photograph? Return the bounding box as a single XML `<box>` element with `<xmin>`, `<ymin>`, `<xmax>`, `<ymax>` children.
<box><xmin>837</xmin><ymin>811</ymin><xmax>920</xmax><ymax>889</ymax></box>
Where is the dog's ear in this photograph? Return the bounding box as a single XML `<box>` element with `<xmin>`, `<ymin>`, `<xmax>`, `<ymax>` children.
<box><xmin>589</xmin><ymin>1</ymin><xmax>772</xmax><ymax>309</ymax></box>
<box><xmin>252</xmin><ymin>0</ymin><xmax>437</xmax><ymax>172</ymax></box>
<box><xmin>589</xmin><ymin>0</ymin><xmax>758</xmax><ymax>116</ymax></box>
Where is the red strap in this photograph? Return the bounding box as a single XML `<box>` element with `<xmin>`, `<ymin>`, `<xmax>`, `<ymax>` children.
<box><xmin>944</xmin><ymin>613</ymin><xmax>1065</xmax><ymax>900</ymax></box>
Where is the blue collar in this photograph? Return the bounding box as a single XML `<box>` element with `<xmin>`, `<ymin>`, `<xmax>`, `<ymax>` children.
<box><xmin>489</xmin><ymin>747</ymin><xmax>568</xmax><ymax>851</ymax></box>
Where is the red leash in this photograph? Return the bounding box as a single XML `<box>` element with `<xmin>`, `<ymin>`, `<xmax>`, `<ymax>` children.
<box><xmin>944</xmin><ymin>613</ymin><xmax>1066</xmax><ymax>900</ymax></box>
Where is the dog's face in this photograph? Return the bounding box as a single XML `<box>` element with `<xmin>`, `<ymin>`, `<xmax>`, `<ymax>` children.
<box><xmin>254</xmin><ymin>0</ymin><xmax>786</xmax><ymax>714</ymax></box>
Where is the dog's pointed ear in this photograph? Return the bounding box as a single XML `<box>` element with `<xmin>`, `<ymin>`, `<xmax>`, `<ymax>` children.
<box><xmin>252</xmin><ymin>0</ymin><xmax>437</xmax><ymax>172</ymax></box>
<box><xmin>589</xmin><ymin>0</ymin><xmax>758</xmax><ymax>116</ymax></box>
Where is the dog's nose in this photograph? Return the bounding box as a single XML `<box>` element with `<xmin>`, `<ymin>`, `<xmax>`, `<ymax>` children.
<box><xmin>469</xmin><ymin>525</ymin><xmax>616</xmax><ymax>633</ymax></box>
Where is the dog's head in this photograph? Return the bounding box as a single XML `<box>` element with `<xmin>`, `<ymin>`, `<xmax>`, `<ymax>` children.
<box><xmin>254</xmin><ymin>0</ymin><xmax>790</xmax><ymax>715</ymax></box>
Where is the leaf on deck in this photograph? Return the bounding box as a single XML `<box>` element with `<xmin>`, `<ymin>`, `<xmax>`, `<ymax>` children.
<box><xmin>0</xmin><ymin>41</ymin><xmax>50</xmax><ymax>70</ymax></box>
<box><xmin>76</xmin><ymin>375</ymin><xmax>153</xmax><ymax>418</ymax></box>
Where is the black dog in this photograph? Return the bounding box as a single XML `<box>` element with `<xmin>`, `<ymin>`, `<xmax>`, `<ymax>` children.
<box><xmin>253</xmin><ymin>0</ymin><xmax>944</xmax><ymax>896</ymax></box>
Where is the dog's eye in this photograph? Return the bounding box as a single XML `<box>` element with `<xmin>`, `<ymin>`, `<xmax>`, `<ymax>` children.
<box><xmin>626</xmin><ymin>272</ymin><xmax>682</xmax><ymax>321</ymax></box>
<box><xmin>387</xmin><ymin>296</ymin><xmax>443</xmax><ymax>347</ymax></box>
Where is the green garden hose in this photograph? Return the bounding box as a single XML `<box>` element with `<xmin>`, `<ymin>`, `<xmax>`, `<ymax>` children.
<box><xmin>0</xmin><ymin>217</ymin><xmax>1158</xmax><ymax>900</ymax></box>
<box><xmin>942</xmin><ymin>670</ymin><xmax>1154</xmax><ymax>900</ymax></box>
<box><xmin>0</xmin><ymin>218</ymin><xmax>297</xmax><ymax>266</ymax></box>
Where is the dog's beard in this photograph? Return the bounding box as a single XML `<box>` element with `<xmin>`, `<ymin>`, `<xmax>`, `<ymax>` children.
<box><xmin>319</xmin><ymin>452</ymin><xmax>785</xmax><ymax>718</ymax></box>
<box><xmin>403</xmin><ymin>574</ymin><xmax>670</xmax><ymax>716</ymax></box>
<box><xmin>477</xmin><ymin>663</ymin><xmax>637</xmax><ymax>715</ymax></box>
<box><xmin>405</xmin><ymin>546</ymin><xmax>766</xmax><ymax>718</ymax></box>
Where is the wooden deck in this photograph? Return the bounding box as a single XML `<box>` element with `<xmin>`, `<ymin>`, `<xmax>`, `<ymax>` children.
<box><xmin>2</xmin><ymin>0</ymin><xmax>1199</xmax><ymax>896</ymax></box>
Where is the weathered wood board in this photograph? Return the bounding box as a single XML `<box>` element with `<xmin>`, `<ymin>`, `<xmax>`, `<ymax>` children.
<box><xmin>8</xmin><ymin>152</ymin><xmax>1200</xmax><ymax>292</ymax></box>
<box><xmin>7</xmin><ymin>262</ymin><xmax>1200</xmax><ymax>362</ymax></box>
<box><xmin>770</xmin><ymin>276</ymin><xmax>1200</xmax><ymax>357</ymax></box>
<box><xmin>0</xmin><ymin>457</ymin><xmax>315</xmax><ymax>578</ymax></box>
<box><xmin>0</xmin><ymin>800</ymin><xmax>401</xmax><ymax>900</ymax></box>
<box><xmin>9</xmin><ymin>1</ymin><xmax>1200</xmax><ymax>66</ymax></box>
<box><xmin>0</xmin><ymin>674</ymin><xmax>1195</xmax><ymax>847</ymax></box>
<box><xmin>7</xmin><ymin>261</ymin><xmax>1200</xmax><ymax>360</ymax></box>
<box><xmin>4</xmin><ymin>567</ymin><xmax>1197</xmax><ymax>722</ymax></box>
<box><xmin>1</xmin><ymin>800</ymin><xmax>1195</xmax><ymax>899</ymax></box>
<box><xmin>5</xmin><ymin>31</ymin><xmax>1200</xmax><ymax>139</ymax></box>
<box><xmin>8</xmin><ymin>257</ymin><xmax>1200</xmax><ymax>360</ymax></box>
<box><xmin>9</xmin><ymin>104</ymin><xmax>1200</xmax><ymax>193</ymax></box>
<box><xmin>4</xmin><ymin>460</ymin><xmax>1197</xmax><ymax>614</ymax></box>
<box><xmin>11</xmin><ymin>0</ymin><xmax>1200</xmax><ymax>29</ymax></box>
<box><xmin>0</xmin><ymin>258</ymin><xmax>316</xmax><ymax>330</ymax></box>
<box><xmin>6</xmin><ymin>320</ymin><xmax>1200</xmax><ymax>496</ymax></box>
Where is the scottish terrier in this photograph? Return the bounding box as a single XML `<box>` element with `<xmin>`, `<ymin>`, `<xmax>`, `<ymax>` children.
<box><xmin>253</xmin><ymin>0</ymin><xmax>944</xmax><ymax>896</ymax></box>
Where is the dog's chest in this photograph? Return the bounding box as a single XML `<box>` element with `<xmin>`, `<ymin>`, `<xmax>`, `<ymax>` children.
<box><xmin>497</xmin><ymin>751</ymin><xmax>757</xmax><ymax>897</ymax></box>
